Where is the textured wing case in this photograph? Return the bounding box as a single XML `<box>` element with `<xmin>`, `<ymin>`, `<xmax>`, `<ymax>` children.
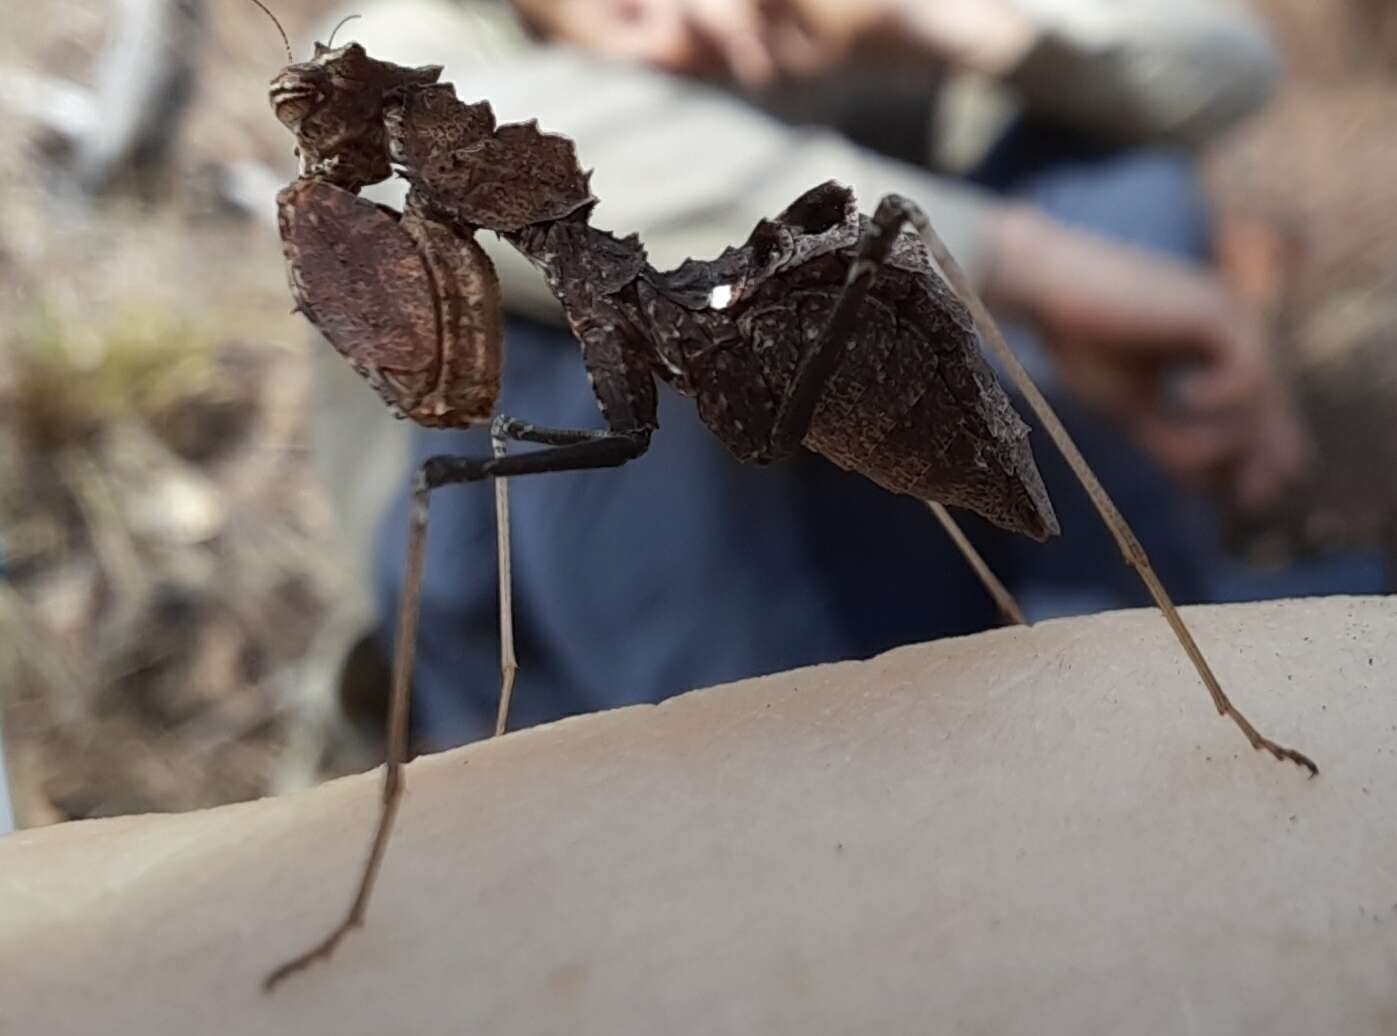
<box><xmin>278</xmin><ymin>179</ymin><xmax>502</xmax><ymax>425</ymax></box>
<box><xmin>734</xmin><ymin>183</ymin><xmax>1059</xmax><ymax>540</ymax></box>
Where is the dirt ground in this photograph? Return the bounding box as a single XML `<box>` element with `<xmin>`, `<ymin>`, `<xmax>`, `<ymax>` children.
<box><xmin>1</xmin><ymin>0</ymin><xmax>1394</xmax><ymax>825</ymax></box>
<box><xmin>0</xmin><ymin>0</ymin><xmax>368</xmax><ymax>825</ymax></box>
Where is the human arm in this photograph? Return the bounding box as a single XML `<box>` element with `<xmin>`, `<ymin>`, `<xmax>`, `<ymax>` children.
<box><xmin>983</xmin><ymin>205</ymin><xmax>1309</xmax><ymax>508</ymax></box>
<box><xmin>337</xmin><ymin>2</ymin><xmax>1001</xmax><ymax>312</ymax></box>
<box><xmin>996</xmin><ymin>0</ymin><xmax>1283</xmax><ymax>149</ymax></box>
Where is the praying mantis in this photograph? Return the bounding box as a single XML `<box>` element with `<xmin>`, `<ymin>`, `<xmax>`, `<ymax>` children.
<box><xmin>255</xmin><ymin>13</ymin><xmax>1316</xmax><ymax>991</ymax></box>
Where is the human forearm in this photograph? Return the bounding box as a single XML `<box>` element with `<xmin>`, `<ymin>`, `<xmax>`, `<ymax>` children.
<box><xmin>981</xmin><ymin>204</ymin><xmax>1309</xmax><ymax>506</ymax></box>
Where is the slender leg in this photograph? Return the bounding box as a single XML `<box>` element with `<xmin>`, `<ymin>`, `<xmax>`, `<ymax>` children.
<box><xmin>422</xmin><ymin>427</ymin><xmax>649</xmax><ymax>487</ymax></box>
<box><xmin>489</xmin><ymin>414</ymin><xmax>627</xmax><ymax>733</ymax></box>
<box><xmin>490</xmin><ymin>421</ymin><xmax>518</xmax><ymax>738</ymax></box>
<box><xmin>873</xmin><ymin>193</ymin><xmax>1316</xmax><ymax>775</ymax></box>
<box><xmin>926</xmin><ymin>502</ymin><xmax>1025</xmax><ymax>626</ymax></box>
<box><xmin>263</xmin><ymin>422</ymin><xmax>651</xmax><ymax>991</ymax></box>
<box><xmin>264</xmin><ymin>475</ymin><xmax>429</xmax><ymax>991</ymax></box>
<box><xmin>492</xmin><ymin>414</ymin><xmax>613</xmax><ymax>447</ymax></box>
<box><xmin>482</xmin><ymin>413</ymin><xmax>613</xmax><ymax>737</ymax></box>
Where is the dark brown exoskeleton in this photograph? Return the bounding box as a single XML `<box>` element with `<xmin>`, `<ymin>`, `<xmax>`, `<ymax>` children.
<box><xmin>274</xmin><ymin>44</ymin><xmax>1054</xmax><ymax>532</ymax></box>
<box><xmin>264</xmin><ymin>38</ymin><xmax>1317</xmax><ymax>990</ymax></box>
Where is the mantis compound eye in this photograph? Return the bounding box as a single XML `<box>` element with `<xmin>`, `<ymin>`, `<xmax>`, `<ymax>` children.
<box><xmin>268</xmin><ymin>68</ymin><xmax>326</xmax><ymax>129</ymax></box>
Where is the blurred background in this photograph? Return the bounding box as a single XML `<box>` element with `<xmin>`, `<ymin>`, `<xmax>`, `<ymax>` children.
<box><xmin>1</xmin><ymin>0</ymin><xmax>1394</xmax><ymax>829</ymax></box>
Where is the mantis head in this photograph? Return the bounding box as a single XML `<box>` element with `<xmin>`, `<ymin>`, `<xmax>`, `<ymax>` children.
<box><xmin>270</xmin><ymin>41</ymin><xmax>442</xmax><ymax>190</ymax></box>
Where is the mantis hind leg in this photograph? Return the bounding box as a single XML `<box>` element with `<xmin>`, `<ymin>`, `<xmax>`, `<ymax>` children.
<box><xmin>872</xmin><ymin>193</ymin><xmax>1316</xmax><ymax>775</ymax></box>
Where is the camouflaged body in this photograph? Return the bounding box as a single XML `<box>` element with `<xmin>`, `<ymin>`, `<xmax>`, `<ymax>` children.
<box><xmin>496</xmin><ymin>183</ymin><xmax>1055</xmax><ymax>541</ymax></box>
<box><xmin>631</xmin><ymin>185</ymin><xmax>1055</xmax><ymax>539</ymax></box>
<box><xmin>272</xmin><ymin>43</ymin><xmax>1056</xmax><ymax>540</ymax></box>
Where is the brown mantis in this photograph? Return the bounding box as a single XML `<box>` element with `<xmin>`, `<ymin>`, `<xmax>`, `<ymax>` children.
<box><xmin>256</xmin><ymin>13</ymin><xmax>1316</xmax><ymax>991</ymax></box>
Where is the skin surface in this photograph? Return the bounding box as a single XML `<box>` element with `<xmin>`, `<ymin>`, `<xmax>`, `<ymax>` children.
<box><xmin>4</xmin><ymin>597</ymin><xmax>1388</xmax><ymax>1034</ymax></box>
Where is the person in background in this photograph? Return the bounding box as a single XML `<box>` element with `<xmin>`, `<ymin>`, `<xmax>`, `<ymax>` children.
<box><xmin>314</xmin><ymin>0</ymin><xmax>1369</xmax><ymax>748</ymax></box>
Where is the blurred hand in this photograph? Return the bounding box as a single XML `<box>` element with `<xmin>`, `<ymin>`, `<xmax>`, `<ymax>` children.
<box><xmin>511</xmin><ymin>0</ymin><xmax>1036</xmax><ymax>87</ymax></box>
<box><xmin>514</xmin><ymin>0</ymin><xmax>795</xmax><ymax>88</ymax></box>
<box><xmin>985</xmin><ymin>206</ymin><xmax>1311</xmax><ymax>511</ymax></box>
